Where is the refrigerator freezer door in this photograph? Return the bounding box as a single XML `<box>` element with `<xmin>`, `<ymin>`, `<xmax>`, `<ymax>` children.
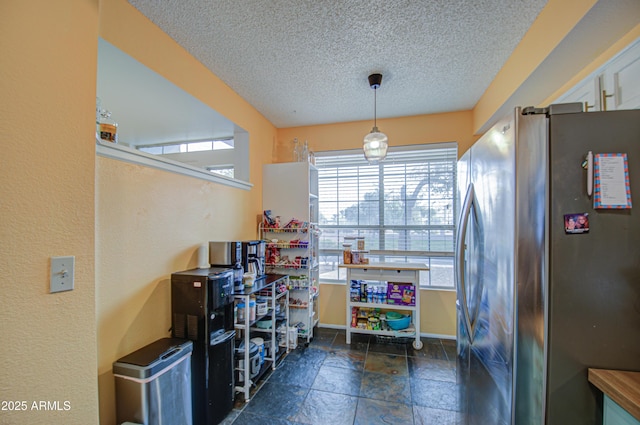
<box><xmin>456</xmin><ymin>110</ymin><xmax>518</xmax><ymax>425</ymax></box>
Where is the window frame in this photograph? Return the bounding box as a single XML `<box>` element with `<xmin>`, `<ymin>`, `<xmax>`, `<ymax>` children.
<box><xmin>315</xmin><ymin>142</ymin><xmax>458</xmax><ymax>289</ymax></box>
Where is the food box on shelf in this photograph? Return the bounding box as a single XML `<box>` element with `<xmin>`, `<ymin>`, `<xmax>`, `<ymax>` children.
<box><xmin>386</xmin><ymin>283</ymin><xmax>415</xmax><ymax>306</ymax></box>
<box><xmin>350</xmin><ymin>280</ymin><xmax>361</xmax><ymax>302</ymax></box>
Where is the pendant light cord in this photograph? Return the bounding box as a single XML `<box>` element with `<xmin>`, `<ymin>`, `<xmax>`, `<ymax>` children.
<box><xmin>374</xmin><ymin>88</ymin><xmax>377</xmax><ymax>128</ymax></box>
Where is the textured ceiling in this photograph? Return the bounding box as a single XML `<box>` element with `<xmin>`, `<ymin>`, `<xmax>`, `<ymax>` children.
<box><xmin>127</xmin><ymin>0</ymin><xmax>548</xmax><ymax>129</ymax></box>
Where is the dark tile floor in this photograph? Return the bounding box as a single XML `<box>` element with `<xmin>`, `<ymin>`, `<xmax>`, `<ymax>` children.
<box><xmin>220</xmin><ymin>328</ymin><xmax>464</xmax><ymax>425</ymax></box>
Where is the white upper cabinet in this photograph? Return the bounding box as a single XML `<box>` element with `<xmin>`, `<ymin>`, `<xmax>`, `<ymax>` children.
<box><xmin>560</xmin><ymin>75</ymin><xmax>602</xmax><ymax>112</ymax></box>
<box><xmin>601</xmin><ymin>40</ymin><xmax>640</xmax><ymax>111</ymax></box>
<box><xmin>557</xmin><ymin>37</ymin><xmax>640</xmax><ymax>112</ymax></box>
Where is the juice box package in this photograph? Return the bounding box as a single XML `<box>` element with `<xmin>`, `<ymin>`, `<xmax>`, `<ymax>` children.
<box><xmin>350</xmin><ymin>280</ymin><xmax>361</xmax><ymax>302</ymax></box>
<box><xmin>386</xmin><ymin>283</ymin><xmax>415</xmax><ymax>306</ymax></box>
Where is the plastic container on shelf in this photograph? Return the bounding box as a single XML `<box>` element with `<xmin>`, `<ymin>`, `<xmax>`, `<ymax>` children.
<box><xmin>342</xmin><ymin>243</ymin><xmax>352</xmax><ymax>264</ymax></box>
<box><xmin>243</xmin><ymin>272</ymin><xmax>256</xmax><ymax>287</ymax></box>
<box><xmin>256</xmin><ymin>297</ymin><xmax>268</xmax><ymax>316</ymax></box>
<box><xmin>235</xmin><ymin>340</ymin><xmax>260</xmax><ymax>383</ymax></box>
<box><xmin>249</xmin><ymin>300</ymin><xmax>256</xmax><ymax>322</ymax></box>
<box><xmin>344</xmin><ymin>236</ymin><xmax>356</xmax><ymax>247</ymax></box>
<box><xmin>256</xmin><ymin>318</ymin><xmax>272</xmax><ymax>329</ymax></box>
<box><xmin>237</xmin><ymin>302</ymin><xmax>246</xmax><ymax>322</ymax></box>
<box><xmin>351</xmin><ymin>250</ymin><xmax>368</xmax><ymax>264</ymax></box>
<box><xmin>263</xmin><ymin>338</ymin><xmax>273</xmax><ymax>357</ymax></box>
<box><xmin>250</xmin><ymin>337</ymin><xmax>265</xmax><ymax>365</ymax></box>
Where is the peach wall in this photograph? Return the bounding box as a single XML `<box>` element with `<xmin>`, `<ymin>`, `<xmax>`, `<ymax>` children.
<box><xmin>96</xmin><ymin>157</ymin><xmax>259</xmax><ymax>424</ymax></box>
<box><xmin>276</xmin><ymin>110</ymin><xmax>476</xmax><ymax>162</ymax></box>
<box><xmin>96</xmin><ymin>0</ymin><xmax>277</xmax><ymax>423</ymax></box>
<box><xmin>0</xmin><ymin>1</ymin><xmax>99</xmax><ymax>424</ymax></box>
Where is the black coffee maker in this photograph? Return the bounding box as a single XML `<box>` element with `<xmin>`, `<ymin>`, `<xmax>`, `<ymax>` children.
<box><xmin>209</xmin><ymin>241</ymin><xmax>244</xmax><ymax>291</ymax></box>
<box><xmin>242</xmin><ymin>240</ymin><xmax>265</xmax><ymax>278</ymax></box>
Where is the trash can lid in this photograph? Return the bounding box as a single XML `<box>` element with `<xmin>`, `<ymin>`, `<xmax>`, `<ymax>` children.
<box><xmin>113</xmin><ymin>338</ymin><xmax>193</xmax><ymax>379</ymax></box>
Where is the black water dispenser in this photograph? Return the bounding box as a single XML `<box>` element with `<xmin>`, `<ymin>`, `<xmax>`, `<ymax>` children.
<box><xmin>171</xmin><ymin>267</ymin><xmax>235</xmax><ymax>425</ymax></box>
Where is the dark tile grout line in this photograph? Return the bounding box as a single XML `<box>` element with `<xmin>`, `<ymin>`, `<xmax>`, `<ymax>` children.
<box><xmin>225</xmin><ymin>329</ymin><xmax>457</xmax><ymax>424</ymax></box>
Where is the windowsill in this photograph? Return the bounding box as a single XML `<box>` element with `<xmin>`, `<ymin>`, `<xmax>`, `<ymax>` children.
<box><xmin>96</xmin><ymin>139</ymin><xmax>253</xmax><ymax>190</ymax></box>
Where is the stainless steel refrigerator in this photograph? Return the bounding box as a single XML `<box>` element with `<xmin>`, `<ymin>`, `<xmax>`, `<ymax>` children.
<box><xmin>455</xmin><ymin>104</ymin><xmax>640</xmax><ymax>425</ymax></box>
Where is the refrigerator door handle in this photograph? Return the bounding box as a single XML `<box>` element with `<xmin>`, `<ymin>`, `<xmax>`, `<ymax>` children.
<box><xmin>456</xmin><ymin>183</ymin><xmax>476</xmax><ymax>344</ymax></box>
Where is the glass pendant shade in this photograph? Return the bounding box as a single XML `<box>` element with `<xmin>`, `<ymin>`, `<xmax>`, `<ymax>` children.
<box><xmin>363</xmin><ymin>126</ymin><xmax>388</xmax><ymax>164</ymax></box>
<box><xmin>363</xmin><ymin>73</ymin><xmax>388</xmax><ymax>164</ymax></box>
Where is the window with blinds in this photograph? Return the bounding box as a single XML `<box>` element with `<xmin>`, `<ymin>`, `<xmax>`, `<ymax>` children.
<box><xmin>315</xmin><ymin>143</ymin><xmax>457</xmax><ymax>288</ymax></box>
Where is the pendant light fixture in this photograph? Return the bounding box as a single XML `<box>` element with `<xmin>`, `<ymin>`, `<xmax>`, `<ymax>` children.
<box><xmin>363</xmin><ymin>73</ymin><xmax>388</xmax><ymax>164</ymax></box>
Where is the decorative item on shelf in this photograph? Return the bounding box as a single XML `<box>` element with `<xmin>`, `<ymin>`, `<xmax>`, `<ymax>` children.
<box><xmin>300</xmin><ymin>140</ymin><xmax>308</xmax><ymax>163</ymax></box>
<box><xmin>292</xmin><ymin>138</ymin><xmax>300</xmax><ymax>162</ymax></box>
<box><xmin>363</xmin><ymin>73</ymin><xmax>388</xmax><ymax>164</ymax></box>
<box><xmin>308</xmin><ymin>150</ymin><xmax>316</xmax><ymax>165</ymax></box>
<box><xmin>291</xmin><ymin>137</ymin><xmax>315</xmax><ymax>164</ymax></box>
<box><xmin>98</xmin><ymin>107</ymin><xmax>118</xmax><ymax>143</ymax></box>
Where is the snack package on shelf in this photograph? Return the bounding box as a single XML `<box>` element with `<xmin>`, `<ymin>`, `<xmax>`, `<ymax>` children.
<box><xmin>263</xmin><ymin>210</ymin><xmax>277</xmax><ymax>227</ymax></box>
<box><xmin>386</xmin><ymin>283</ymin><xmax>416</xmax><ymax>306</ymax></box>
<box><xmin>351</xmin><ymin>307</ymin><xmax>384</xmax><ymax>330</ymax></box>
<box><xmin>350</xmin><ymin>280</ymin><xmax>361</xmax><ymax>302</ymax></box>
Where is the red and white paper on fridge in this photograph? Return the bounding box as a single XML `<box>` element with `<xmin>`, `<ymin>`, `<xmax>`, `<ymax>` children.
<box><xmin>593</xmin><ymin>153</ymin><xmax>632</xmax><ymax>209</ymax></box>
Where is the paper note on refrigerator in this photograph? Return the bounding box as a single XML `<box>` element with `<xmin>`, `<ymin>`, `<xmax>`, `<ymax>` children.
<box><xmin>593</xmin><ymin>153</ymin><xmax>632</xmax><ymax>209</ymax></box>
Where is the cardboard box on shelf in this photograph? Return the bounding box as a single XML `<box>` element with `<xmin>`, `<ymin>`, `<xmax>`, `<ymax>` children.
<box><xmin>386</xmin><ymin>283</ymin><xmax>415</xmax><ymax>306</ymax></box>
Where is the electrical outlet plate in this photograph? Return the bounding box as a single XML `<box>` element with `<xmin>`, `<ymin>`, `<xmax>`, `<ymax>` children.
<box><xmin>50</xmin><ymin>256</ymin><xmax>74</xmax><ymax>293</ymax></box>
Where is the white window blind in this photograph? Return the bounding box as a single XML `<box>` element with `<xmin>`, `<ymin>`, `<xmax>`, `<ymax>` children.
<box><xmin>315</xmin><ymin>143</ymin><xmax>457</xmax><ymax>288</ymax></box>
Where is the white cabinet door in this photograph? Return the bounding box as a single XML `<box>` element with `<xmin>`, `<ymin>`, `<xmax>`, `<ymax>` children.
<box><xmin>557</xmin><ymin>75</ymin><xmax>601</xmax><ymax>111</ymax></box>
<box><xmin>555</xmin><ymin>37</ymin><xmax>640</xmax><ymax>112</ymax></box>
<box><xmin>601</xmin><ymin>40</ymin><xmax>640</xmax><ymax>111</ymax></box>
